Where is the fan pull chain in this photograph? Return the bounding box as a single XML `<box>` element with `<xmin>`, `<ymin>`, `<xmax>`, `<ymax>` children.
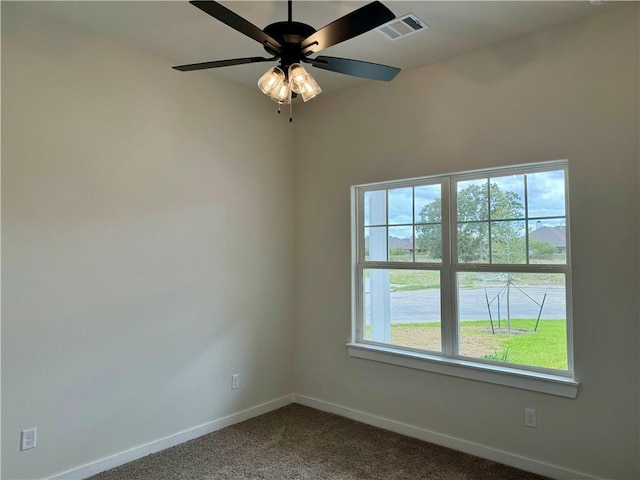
<box><xmin>289</xmin><ymin>85</ymin><xmax>293</xmax><ymax>123</ymax></box>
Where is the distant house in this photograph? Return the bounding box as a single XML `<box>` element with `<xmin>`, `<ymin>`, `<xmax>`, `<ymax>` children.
<box><xmin>364</xmin><ymin>236</ymin><xmax>417</xmax><ymax>253</ymax></box>
<box><xmin>530</xmin><ymin>223</ymin><xmax>566</xmax><ymax>253</ymax></box>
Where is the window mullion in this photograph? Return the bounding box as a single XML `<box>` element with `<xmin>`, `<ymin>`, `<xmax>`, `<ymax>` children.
<box><xmin>355</xmin><ymin>265</ymin><xmax>364</xmax><ymax>341</ymax></box>
<box><xmin>524</xmin><ymin>174</ymin><xmax>530</xmax><ymax>265</ymax></box>
<box><xmin>441</xmin><ymin>178</ymin><xmax>456</xmax><ymax>358</ymax></box>
<box><xmin>353</xmin><ymin>188</ymin><xmax>365</xmax><ymax>342</ymax></box>
<box><xmin>487</xmin><ymin>179</ymin><xmax>493</xmax><ymax>264</ymax></box>
<box><xmin>412</xmin><ymin>186</ymin><xmax>416</xmax><ymax>263</ymax></box>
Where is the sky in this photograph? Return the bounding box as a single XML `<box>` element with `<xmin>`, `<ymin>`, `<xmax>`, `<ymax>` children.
<box><xmin>364</xmin><ymin>168</ymin><xmax>566</xmax><ymax>239</ymax></box>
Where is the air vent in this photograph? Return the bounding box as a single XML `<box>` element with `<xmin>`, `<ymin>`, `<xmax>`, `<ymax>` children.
<box><xmin>377</xmin><ymin>13</ymin><xmax>428</xmax><ymax>41</ymax></box>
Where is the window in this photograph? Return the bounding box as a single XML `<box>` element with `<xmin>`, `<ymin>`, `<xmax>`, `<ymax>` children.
<box><xmin>350</xmin><ymin>161</ymin><xmax>577</xmax><ymax>397</ymax></box>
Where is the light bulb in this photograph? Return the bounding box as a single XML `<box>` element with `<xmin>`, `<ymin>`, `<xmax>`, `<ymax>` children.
<box><xmin>270</xmin><ymin>80</ymin><xmax>291</xmax><ymax>104</ymax></box>
<box><xmin>288</xmin><ymin>63</ymin><xmax>322</xmax><ymax>102</ymax></box>
<box><xmin>288</xmin><ymin>64</ymin><xmax>308</xmax><ymax>94</ymax></box>
<box><xmin>258</xmin><ymin>67</ymin><xmax>285</xmax><ymax>97</ymax></box>
<box><xmin>299</xmin><ymin>75</ymin><xmax>322</xmax><ymax>102</ymax></box>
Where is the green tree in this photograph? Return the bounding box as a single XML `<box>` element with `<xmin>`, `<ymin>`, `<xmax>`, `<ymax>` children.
<box><xmin>529</xmin><ymin>240</ymin><xmax>557</xmax><ymax>263</ymax></box>
<box><xmin>530</xmin><ymin>240</ymin><xmax>556</xmax><ymax>255</ymax></box>
<box><xmin>416</xmin><ymin>182</ymin><xmax>525</xmax><ymax>263</ymax></box>
<box><xmin>415</xmin><ymin>199</ymin><xmax>442</xmax><ymax>260</ymax></box>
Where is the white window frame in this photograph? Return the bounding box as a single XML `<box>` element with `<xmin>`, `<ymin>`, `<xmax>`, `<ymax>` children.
<box><xmin>349</xmin><ymin>160</ymin><xmax>579</xmax><ymax>398</ymax></box>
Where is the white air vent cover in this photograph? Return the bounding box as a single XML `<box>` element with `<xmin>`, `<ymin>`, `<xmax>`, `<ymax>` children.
<box><xmin>378</xmin><ymin>13</ymin><xmax>428</xmax><ymax>41</ymax></box>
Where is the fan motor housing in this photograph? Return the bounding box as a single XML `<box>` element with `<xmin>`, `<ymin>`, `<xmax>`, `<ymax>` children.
<box><xmin>264</xmin><ymin>21</ymin><xmax>316</xmax><ymax>63</ymax></box>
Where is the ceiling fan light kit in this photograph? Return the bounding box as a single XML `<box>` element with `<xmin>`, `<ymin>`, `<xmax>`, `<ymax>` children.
<box><xmin>258</xmin><ymin>63</ymin><xmax>321</xmax><ymax>105</ymax></box>
<box><xmin>173</xmin><ymin>0</ymin><xmax>401</xmax><ymax>122</ymax></box>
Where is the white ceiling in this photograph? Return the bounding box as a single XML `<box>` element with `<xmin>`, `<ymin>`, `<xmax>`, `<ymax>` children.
<box><xmin>20</xmin><ymin>1</ymin><xmax>623</xmax><ymax>95</ymax></box>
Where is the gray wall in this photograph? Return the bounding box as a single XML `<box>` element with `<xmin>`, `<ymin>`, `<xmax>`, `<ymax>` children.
<box><xmin>2</xmin><ymin>4</ymin><xmax>295</xmax><ymax>479</ymax></box>
<box><xmin>293</xmin><ymin>5</ymin><xmax>639</xmax><ymax>479</ymax></box>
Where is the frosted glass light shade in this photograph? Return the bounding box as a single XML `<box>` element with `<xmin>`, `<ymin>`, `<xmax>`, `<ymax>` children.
<box><xmin>258</xmin><ymin>66</ymin><xmax>291</xmax><ymax>104</ymax></box>
<box><xmin>258</xmin><ymin>67</ymin><xmax>285</xmax><ymax>96</ymax></box>
<box><xmin>288</xmin><ymin>64</ymin><xmax>308</xmax><ymax>93</ymax></box>
<box><xmin>270</xmin><ymin>80</ymin><xmax>291</xmax><ymax>104</ymax></box>
<box><xmin>288</xmin><ymin>63</ymin><xmax>322</xmax><ymax>102</ymax></box>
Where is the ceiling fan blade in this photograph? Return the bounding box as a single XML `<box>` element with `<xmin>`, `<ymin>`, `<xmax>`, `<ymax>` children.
<box><xmin>301</xmin><ymin>1</ymin><xmax>395</xmax><ymax>55</ymax></box>
<box><xmin>190</xmin><ymin>1</ymin><xmax>282</xmax><ymax>52</ymax></box>
<box><xmin>307</xmin><ymin>56</ymin><xmax>400</xmax><ymax>81</ymax></box>
<box><xmin>173</xmin><ymin>56</ymin><xmax>275</xmax><ymax>72</ymax></box>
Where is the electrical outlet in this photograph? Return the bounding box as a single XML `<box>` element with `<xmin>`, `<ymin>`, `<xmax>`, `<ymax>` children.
<box><xmin>21</xmin><ymin>428</ymin><xmax>37</xmax><ymax>451</ymax></box>
<box><xmin>231</xmin><ymin>374</ymin><xmax>240</xmax><ymax>390</ymax></box>
<box><xmin>524</xmin><ymin>408</ymin><xmax>537</xmax><ymax>428</ymax></box>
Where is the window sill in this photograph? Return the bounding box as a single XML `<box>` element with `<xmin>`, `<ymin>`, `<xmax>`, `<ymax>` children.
<box><xmin>346</xmin><ymin>343</ymin><xmax>579</xmax><ymax>398</ymax></box>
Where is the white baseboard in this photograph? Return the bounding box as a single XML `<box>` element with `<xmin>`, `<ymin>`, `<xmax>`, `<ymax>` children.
<box><xmin>48</xmin><ymin>393</ymin><xmax>599</xmax><ymax>480</ymax></box>
<box><xmin>293</xmin><ymin>394</ymin><xmax>599</xmax><ymax>480</ymax></box>
<box><xmin>48</xmin><ymin>394</ymin><xmax>294</xmax><ymax>480</ymax></box>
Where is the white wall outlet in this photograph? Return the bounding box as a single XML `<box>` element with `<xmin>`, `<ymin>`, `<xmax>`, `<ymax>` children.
<box><xmin>524</xmin><ymin>408</ymin><xmax>537</xmax><ymax>428</ymax></box>
<box><xmin>21</xmin><ymin>428</ymin><xmax>37</xmax><ymax>451</ymax></box>
<box><xmin>231</xmin><ymin>374</ymin><xmax>240</xmax><ymax>390</ymax></box>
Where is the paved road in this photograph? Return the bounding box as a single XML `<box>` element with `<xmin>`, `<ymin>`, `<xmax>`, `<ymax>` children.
<box><xmin>365</xmin><ymin>286</ymin><xmax>566</xmax><ymax>323</ymax></box>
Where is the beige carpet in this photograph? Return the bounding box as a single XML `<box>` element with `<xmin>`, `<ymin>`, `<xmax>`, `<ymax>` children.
<box><xmin>88</xmin><ymin>404</ymin><xmax>549</xmax><ymax>480</ymax></box>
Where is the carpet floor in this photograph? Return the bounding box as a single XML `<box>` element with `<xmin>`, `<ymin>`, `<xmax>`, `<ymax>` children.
<box><xmin>88</xmin><ymin>403</ymin><xmax>549</xmax><ymax>480</ymax></box>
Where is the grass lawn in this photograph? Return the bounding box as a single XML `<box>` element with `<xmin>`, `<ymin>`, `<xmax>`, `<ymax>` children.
<box><xmin>368</xmin><ymin>319</ymin><xmax>568</xmax><ymax>370</ymax></box>
<box><xmin>460</xmin><ymin>319</ymin><xmax>567</xmax><ymax>370</ymax></box>
<box><xmin>389</xmin><ymin>270</ymin><xmax>440</xmax><ymax>291</ymax></box>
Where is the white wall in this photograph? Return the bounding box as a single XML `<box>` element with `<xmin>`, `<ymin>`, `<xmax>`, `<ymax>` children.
<box><xmin>294</xmin><ymin>5</ymin><xmax>639</xmax><ymax>480</ymax></box>
<box><xmin>2</xmin><ymin>4</ymin><xmax>294</xmax><ymax>479</ymax></box>
<box><xmin>3</xmin><ymin>3</ymin><xmax>639</xmax><ymax>480</ymax></box>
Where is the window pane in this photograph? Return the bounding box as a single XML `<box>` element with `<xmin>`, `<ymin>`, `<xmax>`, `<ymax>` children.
<box><xmin>364</xmin><ymin>190</ymin><xmax>386</xmax><ymax>226</ymax></box>
<box><xmin>527</xmin><ymin>170</ymin><xmax>566</xmax><ymax>218</ymax></box>
<box><xmin>415</xmin><ymin>224</ymin><xmax>442</xmax><ymax>262</ymax></box>
<box><xmin>363</xmin><ymin>269</ymin><xmax>441</xmax><ymax>352</ymax></box>
<box><xmin>365</xmin><ymin>226</ymin><xmax>387</xmax><ymax>261</ymax></box>
<box><xmin>529</xmin><ymin>219</ymin><xmax>567</xmax><ymax>264</ymax></box>
<box><xmin>415</xmin><ymin>184</ymin><xmax>441</xmax><ymax>224</ymax></box>
<box><xmin>491</xmin><ymin>220</ymin><xmax>526</xmax><ymax>264</ymax></box>
<box><xmin>489</xmin><ymin>175</ymin><xmax>525</xmax><ymax>220</ymax></box>
<box><xmin>389</xmin><ymin>226</ymin><xmax>413</xmax><ymax>262</ymax></box>
<box><xmin>388</xmin><ymin>187</ymin><xmax>413</xmax><ymax>225</ymax></box>
<box><xmin>457</xmin><ymin>272</ymin><xmax>567</xmax><ymax>371</ymax></box>
<box><xmin>458</xmin><ymin>222</ymin><xmax>489</xmax><ymax>263</ymax></box>
<box><xmin>457</xmin><ymin>179</ymin><xmax>488</xmax><ymax>221</ymax></box>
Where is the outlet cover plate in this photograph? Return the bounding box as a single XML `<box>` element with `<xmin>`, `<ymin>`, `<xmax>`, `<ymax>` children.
<box><xmin>524</xmin><ymin>408</ymin><xmax>537</xmax><ymax>428</ymax></box>
<box><xmin>21</xmin><ymin>428</ymin><xmax>37</xmax><ymax>451</ymax></box>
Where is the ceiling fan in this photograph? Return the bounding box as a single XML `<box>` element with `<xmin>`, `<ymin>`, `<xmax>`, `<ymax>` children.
<box><xmin>173</xmin><ymin>0</ymin><xmax>401</xmax><ymax>121</ymax></box>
